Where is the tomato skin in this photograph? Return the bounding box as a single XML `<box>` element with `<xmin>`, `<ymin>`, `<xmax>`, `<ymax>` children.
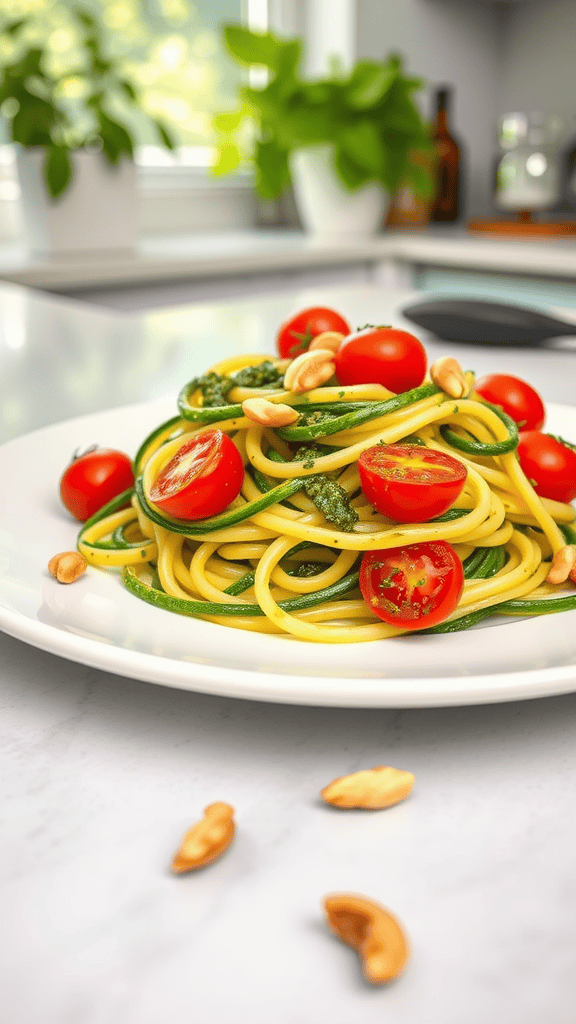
<box><xmin>360</xmin><ymin>541</ymin><xmax>464</xmax><ymax>630</ymax></box>
<box><xmin>517</xmin><ymin>431</ymin><xmax>576</xmax><ymax>504</ymax></box>
<box><xmin>60</xmin><ymin>448</ymin><xmax>134</xmax><ymax>522</ymax></box>
<box><xmin>149</xmin><ymin>429</ymin><xmax>244</xmax><ymax>520</ymax></box>
<box><xmin>334</xmin><ymin>328</ymin><xmax>427</xmax><ymax>393</ymax></box>
<box><xmin>474</xmin><ymin>374</ymin><xmax>545</xmax><ymax>430</ymax></box>
<box><xmin>358</xmin><ymin>445</ymin><xmax>467</xmax><ymax>523</ymax></box>
<box><xmin>276</xmin><ymin>306</ymin><xmax>351</xmax><ymax>359</ymax></box>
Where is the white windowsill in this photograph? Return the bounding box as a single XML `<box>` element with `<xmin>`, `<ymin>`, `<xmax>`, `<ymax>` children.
<box><xmin>1</xmin><ymin>227</ymin><xmax>576</xmax><ymax>293</ymax></box>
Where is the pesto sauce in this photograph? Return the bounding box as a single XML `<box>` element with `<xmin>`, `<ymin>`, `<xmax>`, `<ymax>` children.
<box><xmin>295</xmin><ymin>444</ymin><xmax>359</xmax><ymax>532</ymax></box>
<box><xmin>190</xmin><ymin>361</ymin><xmax>284</xmax><ymax>408</ymax></box>
<box><xmin>287</xmin><ymin>561</ymin><xmax>327</xmax><ymax>578</ymax></box>
<box><xmin>232</xmin><ymin>360</ymin><xmax>284</xmax><ymax>389</ymax></box>
<box><xmin>303</xmin><ymin>476</ymin><xmax>359</xmax><ymax>533</ymax></box>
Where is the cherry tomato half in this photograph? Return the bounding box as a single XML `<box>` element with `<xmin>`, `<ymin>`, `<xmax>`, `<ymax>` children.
<box><xmin>334</xmin><ymin>327</ymin><xmax>427</xmax><ymax>393</ymax></box>
<box><xmin>276</xmin><ymin>306</ymin><xmax>351</xmax><ymax>359</ymax></box>
<box><xmin>360</xmin><ymin>541</ymin><xmax>464</xmax><ymax>630</ymax></box>
<box><xmin>358</xmin><ymin>445</ymin><xmax>467</xmax><ymax>523</ymax></box>
<box><xmin>149</xmin><ymin>429</ymin><xmax>244</xmax><ymax>520</ymax></box>
<box><xmin>60</xmin><ymin>447</ymin><xmax>134</xmax><ymax>522</ymax></box>
<box><xmin>474</xmin><ymin>373</ymin><xmax>545</xmax><ymax>430</ymax></box>
<box><xmin>517</xmin><ymin>430</ymin><xmax>576</xmax><ymax>504</ymax></box>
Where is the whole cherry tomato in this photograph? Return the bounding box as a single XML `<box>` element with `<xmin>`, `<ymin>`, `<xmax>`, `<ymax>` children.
<box><xmin>474</xmin><ymin>373</ymin><xmax>545</xmax><ymax>430</ymax></box>
<box><xmin>276</xmin><ymin>306</ymin><xmax>351</xmax><ymax>359</ymax></box>
<box><xmin>358</xmin><ymin>444</ymin><xmax>467</xmax><ymax>523</ymax></box>
<box><xmin>149</xmin><ymin>429</ymin><xmax>244</xmax><ymax>520</ymax></box>
<box><xmin>60</xmin><ymin>447</ymin><xmax>134</xmax><ymax>522</ymax></box>
<box><xmin>334</xmin><ymin>327</ymin><xmax>427</xmax><ymax>393</ymax></box>
<box><xmin>360</xmin><ymin>541</ymin><xmax>464</xmax><ymax>630</ymax></box>
<box><xmin>517</xmin><ymin>431</ymin><xmax>576</xmax><ymax>504</ymax></box>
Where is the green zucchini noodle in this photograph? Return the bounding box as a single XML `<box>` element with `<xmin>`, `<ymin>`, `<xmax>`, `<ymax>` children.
<box><xmin>77</xmin><ymin>352</ymin><xmax>576</xmax><ymax>643</ymax></box>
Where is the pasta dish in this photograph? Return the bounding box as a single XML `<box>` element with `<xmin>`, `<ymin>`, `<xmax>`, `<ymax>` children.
<box><xmin>72</xmin><ymin>330</ymin><xmax>576</xmax><ymax>644</ymax></box>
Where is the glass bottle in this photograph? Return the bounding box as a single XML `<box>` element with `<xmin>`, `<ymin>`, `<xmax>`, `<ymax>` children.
<box><xmin>430</xmin><ymin>87</ymin><xmax>461</xmax><ymax>223</ymax></box>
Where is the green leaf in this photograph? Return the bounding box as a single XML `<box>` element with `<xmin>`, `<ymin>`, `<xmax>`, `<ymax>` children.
<box><xmin>404</xmin><ymin>75</ymin><xmax>425</xmax><ymax>93</ymax></box>
<box><xmin>299</xmin><ymin>82</ymin><xmax>332</xmax><ymax>105</ymax></box>
<box><xmin>333</xmin><ymin>147</ymin><xmax>369</xmax><ymax>190</ymax></box>
<box><xmin>338</xmin><ymin>119</ymin><xmax>386</xmax><ymax>175</ymax></box>
<box><xmin>274</xmin><ymin>103</ymin><xmax>338</xmax><ymax>148</ymax></box>
<box><xmin>11</xmin><ymin>93</ymin><xmax>55</xmax><ymax>145</ymax></box>
<box><xmin>20</xmin><ymin>48</ymin><xmax>44</xmax><ymax>78</ymax></box>
<box><xmin>212</xmin><ymin>142</ymin><xmax>242</xmax><ymax>177</ymax></box>
<box><xmin>44</xmin><ymin>145</ymin><xmax>73</xmax><ymax>200</ymax></box>
<box><xmin>254</xmin><ymin>138</ymin><xmax>289</xmax><ymax>198</ymax></box>
<box><xmin>97</xmin><ymin>111</ymin><xmax>134</xmax><ymax>164</ymax></box>
<box><xmin>224</xmin><ymin>24</ymin><xmax>281</xmax><ymax>70</ymax></box>
<box><xmin>274</xmin><ymin>37</ymin><xmax>302</xmax><ymax>90</ymax></box>
<box><xmin>381</xmin><ymin>143</ymin><xmax>409</xmax><ymax>193</ymax></box>
<box><xmin>405</xmin><ymin>161</ymin><xmax>434</xmax><ymax>200</ymax></box>
<box><xmin>154</xmin><ymin>119</ymin><xmax>175</xmax><ymax>150</ymax></box>
<box><xmin>346</xmin><ymin>61</ymin><xmax>397</xmax><ymax>109</ymax></box>
<box><xmin>86</xmin><ymin>91</ymin><xmax>105</xmax><ymax>110</ymax></box>
<box><xmin>240</xmin><ymin>85</ymin><xmax>280</xmax><ymax>124</ymax></box>
<box><xmin>380</xmin><ymin>80</ymin><xmax>424</xmax><ymax>135</ymax></box>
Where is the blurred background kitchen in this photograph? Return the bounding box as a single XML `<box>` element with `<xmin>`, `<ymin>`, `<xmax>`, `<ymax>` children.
<box><xmin>1</xmin><ymin>0</ymin><xmax>576</xmax><ymax>315</ymax></box>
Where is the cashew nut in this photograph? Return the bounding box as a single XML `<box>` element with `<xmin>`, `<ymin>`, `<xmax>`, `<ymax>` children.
<box><xmin>48</xmin><ymin>551</ymin><xmax>87</xmax><ymax>584</ymax></box>
<box><xmin>323</xmin><ymin>893</ymin><xmax>410</xmax><ymax>985</ymax></box>
<box><xmin>242</xmin><ymin>397</ymin><xmax>299</xmax><ymax>427</ymax></box>
<box><xmin>321</xmin><ymin>765</ymin><xmax>414</xmax><ymax>809</ymax></box>
<box><xmin>171</xmin><ymin>802</ymin><xmax>235</xmax><ymax>873</ymax></box>
<box><xmin>308</xmin><ymin>331</ymin><xmax>345</xmax><ymax>354</ymax></box>
<box><xmin>546</xmin><ymin>545</ymin><xmax>576</xmax><ymax>584</ymax></box>
<box><xmin>431</xmin><ymin>357</ymin><xmax>469</xmax><ymax>398</ymax></box>
<box><xmin>283</xmin><ymin>348</ymin><xmax>336</xmax><ymax>393</ymax></box>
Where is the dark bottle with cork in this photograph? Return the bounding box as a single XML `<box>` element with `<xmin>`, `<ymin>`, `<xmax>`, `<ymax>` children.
<box><xmin>430</xmin><ymin>86</ymin><xmax>462</xmax><ymax>222</ymax></box>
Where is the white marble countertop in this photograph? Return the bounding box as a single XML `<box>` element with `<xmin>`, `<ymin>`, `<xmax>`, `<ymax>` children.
<box><xmin>2</xmin><ymin>281</ymin><xmax>576</xmax><ymax>1023</ymax></box>
<box><xmin>3</xmin><ymin>226</ymin><xmax>576</xmax><ymax>291</ymax></box>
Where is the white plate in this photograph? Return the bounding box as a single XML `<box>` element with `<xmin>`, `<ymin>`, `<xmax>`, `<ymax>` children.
<box><xmin>1</xmin><ymin>400</ymin><xmax>576</xmax><ymax>707</ymax></box>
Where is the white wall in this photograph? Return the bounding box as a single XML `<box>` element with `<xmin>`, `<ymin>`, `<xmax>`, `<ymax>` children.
<box><xmin>499</xmin><ymin>0</ymin><xmax>576</xmax><ymax>131</ymax></box>
<box><xmin>356</xmin><ymin>0</ymin><xmax>504</xmax><ymax>217</ymax></box>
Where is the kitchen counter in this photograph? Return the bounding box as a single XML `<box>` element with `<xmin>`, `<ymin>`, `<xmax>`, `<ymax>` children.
<box><xmin>1</xmin><ymin>281</ymin><xmax>576</xmax><ymax>1024</ymax></box>
<box><xmin>3</xmin><ymin>226</ymin><xmax>576</xmax><ymax>293</ymax></box>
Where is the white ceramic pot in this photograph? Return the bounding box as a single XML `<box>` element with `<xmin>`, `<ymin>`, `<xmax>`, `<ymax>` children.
<box><xmin>16</xmin><ymin>148</ymin><xmax>137</xmax><ymax>256</ymax></box>
<box><xmin>290</xmin><ymin>145</ymin><xmax>388</xmax><ymax>238</ymax></box>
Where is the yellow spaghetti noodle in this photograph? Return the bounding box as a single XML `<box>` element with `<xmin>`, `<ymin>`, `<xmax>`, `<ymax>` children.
<box><xmin>77</xmin><ymin>352</ymin><xmax>576</xmax><ymax>643</ymax></box>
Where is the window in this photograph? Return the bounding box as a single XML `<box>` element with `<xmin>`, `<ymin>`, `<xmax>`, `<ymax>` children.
<box><xmin>0</xmin><ymin>0</ymin><xmax>272</xmax><ymax>238</ymax></box>
<box><xmin>1</xmin><ymin>0</ymin><xmax>250</xmax><ymax>165</ymax></box>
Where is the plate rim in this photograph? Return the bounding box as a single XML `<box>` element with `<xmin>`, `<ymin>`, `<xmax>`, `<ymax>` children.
<box><xmin>2</xmin><ymin>599</ymin><xmax>576</xmax><ymax>707</ymax></box>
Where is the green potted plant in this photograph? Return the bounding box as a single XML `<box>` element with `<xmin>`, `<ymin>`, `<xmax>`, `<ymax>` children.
<box><xmin>214</xmin><ymin>25</ymin><xmax>434</xmax><ymax>237</ymax></box>
<box><xmin>0</xmin><ymin>7</ymin><xmax>175</xmax><ymax>255</ymax></box>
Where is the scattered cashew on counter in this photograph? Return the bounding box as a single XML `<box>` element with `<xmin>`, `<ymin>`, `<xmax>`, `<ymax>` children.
<box><xmin>171</xmin><ymin>802</ymin><xmax>236</xmax><ymax>873</ymax></box>
<box><xmin>323</xmin><ymin>893</ymin><xmax>410</xmax><ymax>986</ymax></box>
<box><xmin>321</xmin><ymin>765</ymin><xmax>415</xmax><ymax>809</ymax></box>
<box><xmin>171</xmin><ymin>766</ymin><xmax>413</xmax><ymax>986</ymax></box>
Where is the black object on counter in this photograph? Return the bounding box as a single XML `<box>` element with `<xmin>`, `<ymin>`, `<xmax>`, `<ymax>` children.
<box><xmin>402</xmin><ymin>297</ymin><xmax>576</xmax><ymax>345</ymax></box>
